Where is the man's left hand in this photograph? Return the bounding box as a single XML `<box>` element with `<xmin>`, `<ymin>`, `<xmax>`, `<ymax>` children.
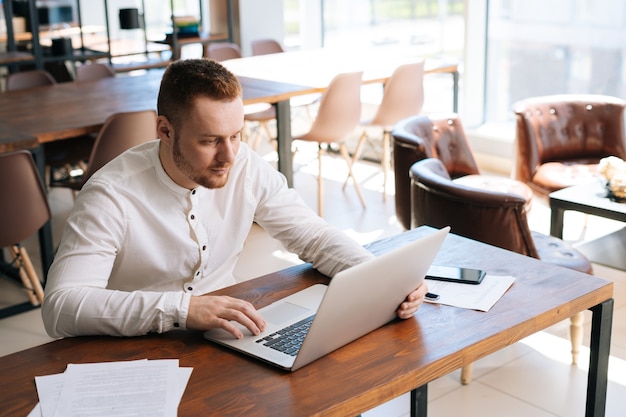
<box><xmin>396</xmin><ymin>281</ymin><xmax>429</xmax><ymax>319</ymax></box>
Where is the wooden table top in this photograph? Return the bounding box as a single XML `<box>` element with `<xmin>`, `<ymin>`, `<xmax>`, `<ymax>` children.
<box><xmin>0</xmin><ymin>227</ymin><xmax>613</xmax><ymax>417</ymax></box>
<box><xmin>222</xmin><ymin>46</ymin><xmax>459</xmax><ymax>87</ymax></box>
<box><xmin>0</xmin><ymin>70</ymin><xmax>313</xmax><ymax>144</ymax></box>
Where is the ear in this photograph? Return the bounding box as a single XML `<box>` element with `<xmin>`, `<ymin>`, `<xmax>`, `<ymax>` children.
<box><xmin>157</xmin><ymin>115</ymin><xmax>174</xmax><ymax>146</ymax></box>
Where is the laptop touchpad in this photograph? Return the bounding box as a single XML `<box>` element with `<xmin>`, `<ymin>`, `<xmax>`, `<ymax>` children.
<box><xmin>263</xmin><ymin>302</ymin><xmax>311</xmax><ymax>325</ymax></box>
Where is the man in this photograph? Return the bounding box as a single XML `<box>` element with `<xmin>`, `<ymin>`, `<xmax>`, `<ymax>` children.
<box><xmin>42</xmin><ymin>59</ymin><xmax>428</xmax><ymax>338</ymax></box>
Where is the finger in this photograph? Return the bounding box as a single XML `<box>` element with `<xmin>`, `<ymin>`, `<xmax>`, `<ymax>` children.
<box><xmin>222</xmin><ymin>301</ymin><xmax>267</xmax><ymax>337</ymax></box>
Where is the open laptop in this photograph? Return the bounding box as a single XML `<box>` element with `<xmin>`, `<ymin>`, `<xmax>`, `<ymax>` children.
<box><xmin>204</xmin><ymin>226</ymin><xmax>449</xmax><ymax>371</ymax></box>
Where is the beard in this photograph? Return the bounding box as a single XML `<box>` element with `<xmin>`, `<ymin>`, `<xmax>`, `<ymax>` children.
<box><xmin>172</xmin><ymin>134</ymin><xmax>230</xmax><ymax>189</ymax></box>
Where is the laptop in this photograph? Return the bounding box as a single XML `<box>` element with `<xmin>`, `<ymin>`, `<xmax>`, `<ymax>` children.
<box><xmin>204</xmin><ymin>227</ymin><xmax>449</xmax><ymax>371</ymax></box>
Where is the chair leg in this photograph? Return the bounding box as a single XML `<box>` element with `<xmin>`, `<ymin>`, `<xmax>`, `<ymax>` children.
<box><xmin>339</xmin><ymin>143</ymin><xmax>366</xmax><ymax>209</ymax></box>
<box><xmin>344</xmin><ymin>130</ymin><xmax>367</xmax><ymax>188</ymax></box>
<box><xmin>10</xmin><ymin>245</ymin><xmax>43</xmax><ymax>306</ymax></box>
<box><xmin>460</xmin><ymin>363</ymin><xmax>474</xmax><ymax>385</ymax></box>
<box><xmin>570</xmin><ymin>311</ymin><xmax>584</xmax><ymax>365</ymax></box>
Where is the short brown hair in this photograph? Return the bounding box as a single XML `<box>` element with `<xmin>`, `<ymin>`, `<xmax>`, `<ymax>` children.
<box><xmin>157</xmin><ymin>59</ymin><xmax>242</xmax><ymax>128</ymax></box>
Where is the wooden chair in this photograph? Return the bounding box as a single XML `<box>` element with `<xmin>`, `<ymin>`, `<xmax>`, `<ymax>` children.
<box><xmin>50</xmin><ymin>110</ymin><xmax>157</xmax><ymax>192</ymax></box>
<box><xmin>293</xmin><ymin>71</ymin><xmax>365</xmax><ymax>216</ymax></box>
<box><xmin>75</xmin><ymin>62</ymin><xmax>116</xmax><ymax>82</ymax></box>
<box><xmin>0</xmin><ymin>151</ymin><xmax>48</xmax><ymax>307</ymax></box>
<box><xmin>351</xmin><ymin>62</ymin><xmax>425</xmax><ymax>200</ymax></box>
<box><xmin>410</xmin><ymin>158</ymin><xmax>593</xmax><ymax>383</ymax></box>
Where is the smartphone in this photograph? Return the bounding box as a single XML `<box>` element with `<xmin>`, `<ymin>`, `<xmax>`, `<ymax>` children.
<box><xmin>426</xmin><ymin>265</ymin><xmax>486</xmax><ymax>285</ymax></box>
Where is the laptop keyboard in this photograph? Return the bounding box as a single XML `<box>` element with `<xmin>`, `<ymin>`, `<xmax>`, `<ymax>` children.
<box><xmin>255</xmin><ymin>315</ymin><xmax>315</xmax><ymax>356</ymax></box>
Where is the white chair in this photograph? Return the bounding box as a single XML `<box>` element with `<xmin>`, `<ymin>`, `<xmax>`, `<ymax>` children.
<box><xmin>293</xmin><ymin>71</ymin><xmax>365</xmax><ymax>216</ymax></box>
<box><xmin>351</xmin><ymin>61</ymin><xmax>425</xmax><ymax>199</ymax></box>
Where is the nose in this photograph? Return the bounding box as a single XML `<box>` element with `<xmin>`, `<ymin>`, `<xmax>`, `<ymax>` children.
<box><xmin>216</xmin><ymin>139</ymin><xmax>237</xmax><ymax>163</ymax></box>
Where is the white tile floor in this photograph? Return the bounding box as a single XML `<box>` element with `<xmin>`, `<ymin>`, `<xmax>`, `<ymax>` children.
<box><xmin>2</xmin><ymin>138</ymin><xmax>626</xmax><ymax>417</ymax></box>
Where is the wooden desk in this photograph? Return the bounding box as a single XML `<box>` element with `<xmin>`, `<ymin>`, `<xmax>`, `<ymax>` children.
<box><xmin>0</xmin><ymin>227</ymin><xmax>613</xmax><ymax>417</ymax></box>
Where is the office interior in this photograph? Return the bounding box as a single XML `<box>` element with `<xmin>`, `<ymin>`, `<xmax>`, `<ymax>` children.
<box><xmin>1</xmin><ymin>1</ymin><xmax>626</xmax><ymax>416</ymax></box>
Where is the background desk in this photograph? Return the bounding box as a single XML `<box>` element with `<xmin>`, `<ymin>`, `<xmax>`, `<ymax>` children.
<box><xmin>0</xmin><ymin>227</ymin><xmax>613</xmax><ymax>417</ymax></box>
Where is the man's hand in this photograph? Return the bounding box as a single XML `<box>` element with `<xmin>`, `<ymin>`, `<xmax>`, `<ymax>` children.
<box><xmin>396</xmin><ymin>281</ymin><xmax>429</xmax><ymax>319</ymax></box>
<box><xmin>187</xmin><ymin>295</ymin><xmax>266</xmax><ymax>339</ymax></box>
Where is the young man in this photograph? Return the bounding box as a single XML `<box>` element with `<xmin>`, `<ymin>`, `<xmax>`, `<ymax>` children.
<box><xmin>42</xmin><ymin>59</ymin><xmax>428</xmax><ymax>338</ymax></box>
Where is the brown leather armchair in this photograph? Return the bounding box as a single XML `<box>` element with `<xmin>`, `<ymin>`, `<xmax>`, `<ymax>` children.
<box><xmin>392</xmin><ymin>114</ymin><xmax>533</xmax><ymax>230</ymax></box>
<box><xmin>410</xmin><ymin>158</ymin><xmax>592</xmax><ymax>381</ymax></box>
<box><xmin>513</xmin><ymin>94</ymin><xmax>626</xmax><ymax>195</ymax></box>
<box><xmin>392</xmin><ymin>114</ymin><xmax>480</xmax><ymax>230</ymax></box>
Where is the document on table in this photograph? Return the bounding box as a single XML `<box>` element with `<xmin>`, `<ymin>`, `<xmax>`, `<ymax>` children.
<box><xmin>424</xmin><ymin>274</ymin><xmax>515</xmax><ymax>311</ymax></box>
<box><xmin>29</xmin><ymin>359</ymin><xmax>192</xmax><ymax>417</ymax></box>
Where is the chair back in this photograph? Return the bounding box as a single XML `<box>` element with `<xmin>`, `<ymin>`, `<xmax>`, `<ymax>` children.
<box><xmin>6</xmin><ymin>70</ymin><xmax>56</xmax><ymax>91</ymax></box>
<box><xmin>368</xmin><ymin>61</ymin><xmax>425</xmax><ymax>129</ymax></box>
<box><xmin>0</xmin><ymin>151</ymin><xmax>51</xmax><ymax>247</ymax></box>
<box><xmin>251</xmin><ymin>39</ymin><xmax>284</xmax><ymax>56</ymax></box>
<box><xmin>76</xmin><ymin>63</ymin><xmax>116</xmax><ymax>82</ymax></box>
<box><xmin>392</xmin><ymin>114</ymin><xmax>480</xmax><ymax>229</ymax></box>
<box><xmin>301</xmin><ymin>71</ymin><xmax>363</xmax><ymax>143</ymax></box>
<box><xmin>513</xmin><ymin>94</ymin><xmax>626</xmax><ymax>191</ymax></box>
<box><xmin>206</xmin><ymin>43</ymin><xmax>242</xmax><ymax>61</ymax></box>
<box><xmin>410</xmin><ymin>158</ymin><xmax>538</xmax><ymax>257</ymax></box>
<box><xmin>82</xmin><ymin>110</ymin><xmax>157</xmax><ymax>184</ymax></box>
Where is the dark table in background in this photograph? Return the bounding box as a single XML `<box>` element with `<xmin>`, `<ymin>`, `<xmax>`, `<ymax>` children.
<box><xmin>550</xmin><ymin>180</ymin><xmax>626</xmax><ymax>270</ymax></box>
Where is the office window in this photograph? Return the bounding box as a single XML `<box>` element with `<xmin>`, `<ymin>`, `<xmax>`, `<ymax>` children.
<box><xmin>283</xmin><ymin>0</ymin><xmax>463</xmax><ymax>53</ymax></box>
<box><xmin>484</xmin><ymin>0</ymin><xmax>626</xmax><ymax>124</ymax></box>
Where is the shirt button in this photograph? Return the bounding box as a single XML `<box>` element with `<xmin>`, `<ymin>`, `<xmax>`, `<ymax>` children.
<box><xmin>187</xmin><ymin>286</ymin><xmax>193</xmax><ymax>291</ymax></box>
<box><xmin>195</xmin><ymin>270</ymin><xmax>200</xmax><ymax>276</ymax></box>
<box><xmin>190</xmin><ymin>214</ymin><xmax>195</xmax><ymax>220</ymax></box>
<box><xmin>202</xmin><ymin>245</ymin><xmax>206</xmax><ymax>251</ymax></box>
<box><xmin>191</xmin><ymin>189</ymin><xmax>196</xmax><ymax>195</ymax></box>
<box><xmin>173</xmin><ymin>322</ymin><xmax>180</xmax><ymax>328</ymax></box>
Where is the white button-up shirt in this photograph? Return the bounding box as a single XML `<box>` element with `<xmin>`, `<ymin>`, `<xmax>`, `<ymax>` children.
<box><xmin>42</xmin><ymin>140</ymin><xmax>374</xmax><ymax>337</ymax></box>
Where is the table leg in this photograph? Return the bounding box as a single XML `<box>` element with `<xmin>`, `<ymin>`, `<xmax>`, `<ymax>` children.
<box><xmin>585</xmin><ymin>298</ymin><xmax>613</xmax><ymax>417</ymax></box>
<box><xmin>550</xmin><ymin>206</ymin><xmax>565</xmax><ymax>239</ymax></box>
<box><xmin>452</xmin><ymin>70</ymin><xmax>459</xmax><ymax>113</ymax></box>
<box><xmin>410</xmin><ymin>384</ymin><xmax>428</xmax><ymax>417</ymax></box>
<box><xmin>274</xmin><ymin>100</ymin><xmax>294</xmax><ymax>187</ymax></box>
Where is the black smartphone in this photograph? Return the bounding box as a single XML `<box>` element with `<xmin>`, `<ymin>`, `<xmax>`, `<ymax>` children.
<box><xmin>426</xmin><ymin>265</ymin><xmax>486</xmax><ymax>285</ymax></box>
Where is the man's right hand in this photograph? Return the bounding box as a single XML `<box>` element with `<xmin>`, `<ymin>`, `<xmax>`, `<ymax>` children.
<box><xmin>187</xmin><ymin>295</ymin><xmax>266</xmax><ymax>339</ymax></box>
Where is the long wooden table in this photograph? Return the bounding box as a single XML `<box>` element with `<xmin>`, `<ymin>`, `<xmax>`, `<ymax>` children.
<box><xmin>0</xmin><ymin>227</ymin><xmax>614</xmax><ymax>417</ymax></box>
<box><xmin>0</xmin><ymin>70</ymin><xmax>313</xmax><ymax>275</ymax></box>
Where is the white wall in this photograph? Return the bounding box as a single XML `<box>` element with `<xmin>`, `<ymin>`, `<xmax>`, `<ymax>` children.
<box><xmin>237</xmin><ymin>0</ymin><xmax>284</xmax><ymax>56</ymax></box>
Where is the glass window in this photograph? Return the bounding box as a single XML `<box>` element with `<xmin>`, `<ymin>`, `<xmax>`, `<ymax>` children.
<box><xmin>485</xmin><ymin>0</ymin><xmax>626</xmax><ymax>124</ymax></box>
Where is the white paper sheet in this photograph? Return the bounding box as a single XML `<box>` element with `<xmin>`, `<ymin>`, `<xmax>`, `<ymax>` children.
<box><xmin>32</xmin><ymin>363</ymin><xmax>192</xmax><ymax>417</ymax></box>
<box><xmin>424</xmin><ymin>274</ymin><xmax>515</xmax><ymax>311</ymax></box>
<box><xmin>33</xmin><ymin>359</ymin><xmax>191</xmax><ymax>417</ymax></box>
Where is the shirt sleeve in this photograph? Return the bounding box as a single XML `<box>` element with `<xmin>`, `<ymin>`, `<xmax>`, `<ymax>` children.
<box><xmin>250</xmin><ymin>154</ymin><xmax>375</xmax><ymax>277</ymax></box>
<box><xmin>41</xmin><ymin>183</ymin><xmax>190</xmax><ymax>338</ymax></box>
